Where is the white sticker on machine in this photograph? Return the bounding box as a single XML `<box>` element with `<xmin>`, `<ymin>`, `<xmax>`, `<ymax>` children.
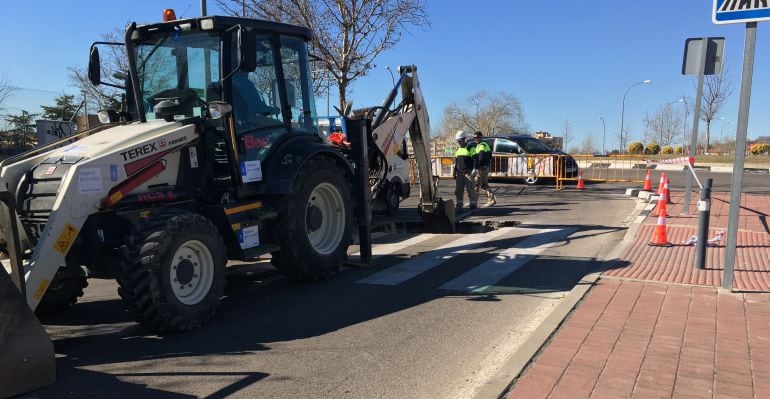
<box><xmin>189</xmin><ymin>147</ymin><xmax>199</xmax><ymax>168</ymax></box>
<box><xmin>77</xmin><ymin>167</ymin><xmax>103</xmax><ymax>195</ymax></box>
<box><xmin>241</xmin><ymin>160</ymin><xmax>262</xmax><ymax>183</ymax></box>
<box><xmin>238</xmin><ymin>225</ymin><xmax>260</xmax><ymax>249</ymax></box>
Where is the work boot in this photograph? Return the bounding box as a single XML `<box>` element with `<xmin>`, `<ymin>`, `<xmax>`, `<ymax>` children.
<box><xmin>469</xmin><ymin>203</ymin><xmax>477</xmax><ymax>210</ymax></box>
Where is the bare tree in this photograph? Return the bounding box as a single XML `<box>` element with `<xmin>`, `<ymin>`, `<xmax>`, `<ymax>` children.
<box><xmin>68</xmin><ymin>27</ymin><xmax>128</xmax><ymax>113</ymax></box>
<box><xmin>438</xmin><ymin>91</ymin><xmax>527</xmax><ymax>138</ymax></box>
<box><xmin>698</xmin><ymin>64</ymin><xmax>733</xmax><ymax>154</ymax></box>
<box><xmin>580</xmin><ymin>134</ymin><xmax>597</xmax><ymax>155</ymax></box>
<box><xmin>216</xmin><ymin>0</ymin><xmax>429</xmax><ymax>110</ymax></box>
<box><xmin>643</xmin><ymin>104</ymin><xmax>684</xmax><ymax>146</ymax></box>
<box><xmin>0</xmin><ymin>72</ymin><xmax>15</xmax><ymax>113</ymax></box>
<box><xmin>561</xmin><ymin>120</ymin><xmax>572</xmax><ymax>152</ymax></box>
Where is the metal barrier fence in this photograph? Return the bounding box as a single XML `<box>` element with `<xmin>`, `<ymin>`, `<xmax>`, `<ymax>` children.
<box><xmin>409</xmin><ymin>154</ymin><xmax>653</xmax><ymax>189</ymax></box>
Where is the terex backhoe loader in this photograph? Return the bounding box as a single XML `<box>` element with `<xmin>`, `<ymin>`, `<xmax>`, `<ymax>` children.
<box><xmin>0</xmin><ymin>12</ymin><xmax>452</xmax><ymax>396</ymax></box>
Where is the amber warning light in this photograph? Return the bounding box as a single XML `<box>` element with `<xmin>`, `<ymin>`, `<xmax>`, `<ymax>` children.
<box><xmin>163</xmin><ymin>9</ymin><xmax>177</xmax><ymax>21</ymax></box>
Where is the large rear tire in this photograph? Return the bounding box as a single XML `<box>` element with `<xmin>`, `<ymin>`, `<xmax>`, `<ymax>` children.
<box><xmin>117</xmin><ymin>210</ymin><xmax>226</xmax><ymax>333</ymax></box>
<box><xmin>35</xmin><ymin>265</ymin><xmax>88</xmax><ymax>315</ymax></box>
<box><xmin>271</xmin><ymin>158</ymin><xmax>352</xmax><ymax>281</ymax></box>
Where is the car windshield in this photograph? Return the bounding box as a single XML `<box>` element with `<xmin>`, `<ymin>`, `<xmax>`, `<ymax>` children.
<box><xmin>134</xmin><ymin>29</ymin><xmax>220</xmax><ymax>121</ymax></box>
<box><xmin>516</xmin><ymin>137</ymin><xmax>553</xmax><ymax>153</ymax></box>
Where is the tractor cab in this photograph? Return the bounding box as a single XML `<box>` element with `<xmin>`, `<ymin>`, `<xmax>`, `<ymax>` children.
<box><xmin>89</xmin><ymin>13</ymin><xmax>321</xmax><ymax>197</ymax></box>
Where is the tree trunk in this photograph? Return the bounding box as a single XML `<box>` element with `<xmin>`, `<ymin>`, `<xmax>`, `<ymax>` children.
<box><xmin>705</xmin><ymin>122</ymin><xmax>711</xmax><ymax>155</ymax></box>
<box><xmin>337</xmin><ymin>80</ymin><xmax>347</xmax><ymax>115</ymax></box>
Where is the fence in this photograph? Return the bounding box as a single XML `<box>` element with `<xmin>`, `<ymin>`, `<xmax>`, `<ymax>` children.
<box><xmin>1</xmin><ymin>87</ymin><xmax>76</xmax><ymax>149</ymax></box>
<box><xmin>409</xmin><ymin>154</ymin><xmax>662</xmax><ymax>190</ymax></box>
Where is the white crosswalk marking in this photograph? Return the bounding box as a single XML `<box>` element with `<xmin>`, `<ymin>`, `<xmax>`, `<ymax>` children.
<box><xmin>720</xmin><ymin>0</ymin><xmax>769</xmax><ymax>12</ymax></box>
<box><xmin>351</xmin><ymin>233</ymin><xmax>438</xmax><ymax>258</ymax></box>
<box><xmin>357</xmin><ymin>227</ymin><xmax>522</xmax><ymax>286</ymax></box>
<box><xmin>438</xmin><ymin>227</ymin><xmax>578</xmax><ymax>293</ymax></box>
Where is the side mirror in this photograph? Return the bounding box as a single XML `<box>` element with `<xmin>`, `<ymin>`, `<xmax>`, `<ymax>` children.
<box><xmin>88</xmin><ymin>46</ymin><xmax>101</xmax><ymax>86</ymax></box>
<box><xmin>237</xmin><ymin>27</ymin><xmax>256</xmax><ymax>72</ymax></box>
<box><xmin>208</xmin><ymin>102</ymin><xmax>233</xmax><ymax>120</ymax></box>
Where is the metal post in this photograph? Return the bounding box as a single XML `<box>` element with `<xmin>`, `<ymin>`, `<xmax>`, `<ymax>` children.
<box><xmin>683</xmin><ymin>38</ymin><xmax>708</xmax><ymax>214</ymax></box>
<box><xmin>201</xmin><ymin>0</ymin><xmax>207</xmax><ymax>16</ymax></box>
<box><xmin>695</xmin><ymin>178</ymin><xmax>712</xmax><ymax>270</ymax></box>
<box><xmin>723</xmin><ymin>22</ymin><xmax>757</xmax><ymax>290</ymax></box>
<box><xmin>599</xmin><ymin>116</ymin><xmax>606</xmax><ymax>155</ymax></box>
<box><xmin>346</xmin><ymin>116</ymin><xmax>372</xmax><ymax>264</ymax></box>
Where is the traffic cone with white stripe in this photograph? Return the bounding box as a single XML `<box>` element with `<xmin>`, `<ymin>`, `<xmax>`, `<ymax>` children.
<box><xmin>654</xmin><ymin>185</ymin><xmax>668</xmax><ymax>217</ymax></box>
<box><xmin>576</xmin><ymin>172</ymin><xmax>585</xmax><ymax>190</ymax></box>
<box><xmin>648</xmin><ymin>214</ymin><xmax>672</xmax><ymax>247</ymax></box>
<box><xmin>664</xmin><ymin>178</ymin><xmax>672</xmax><ymax>204</ymax></box>
<box><xmin>656</xmin><ymin>172</ymin><xmax>667</xmax><ymax>195</ymax></box>
<box><xmin>642</xmin><ymin>169</ymin><xmax>652</xmax><ymax>191</ymax></box>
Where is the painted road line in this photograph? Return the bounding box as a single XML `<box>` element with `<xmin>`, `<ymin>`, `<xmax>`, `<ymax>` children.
<box><xmin>439</xmin><ymin>227</ymin><xmax>579</xmax><ymax>293</ymax></box>
<box><xmin>357</xmin><ymin>227</ymin><xmax>518</xmax><ymax>286</ymax></box>
<box><xmin>351</xmin><ymin>233</ymin><xmax>438</xmax><ymax>258</ymax></box>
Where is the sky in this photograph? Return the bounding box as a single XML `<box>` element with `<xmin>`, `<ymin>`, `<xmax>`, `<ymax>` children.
<box><xmin>2</xmin><ymin>0</ymin><xmax>769</xmax><ymax>151</ymax></box>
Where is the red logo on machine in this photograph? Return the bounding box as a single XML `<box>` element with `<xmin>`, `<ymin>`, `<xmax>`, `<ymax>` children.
<box><xmin>243</xmin><ymin>135</ymin><xmax>271</xmax><ymax>150</ymax></box>
<box><xmin>159</xmin><ymin>139</ymin><xmax>167</xmax><ymax>148</ymax></box>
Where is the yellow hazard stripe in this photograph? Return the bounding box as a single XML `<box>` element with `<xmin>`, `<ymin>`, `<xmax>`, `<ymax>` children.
<box><xmin>224</xmin><ymin>201</ymin><xmax>262</xmax><ymax>215</ymax></box>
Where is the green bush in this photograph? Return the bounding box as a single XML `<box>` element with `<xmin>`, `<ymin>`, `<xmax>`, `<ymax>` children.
<box><xmin>674</xmin><ymin>146</ymin><xmax>683</xmax><ymax>154</ymax></box>
<box><xmin>751</xmin><ymin>143</ymin><xmax>770</xmax><ymax>155</ymax></box>
<box><xmin>628</xmin><ymin>142</ymin><xmax>644</xmax><ymax>154</ymax></box>
<box><xmin>661</xmin><ymin>146</ymin><xmax>674</xmax><ymax>154</ymax></box>
<box><xmin>645</xmin><ymin>143</ymin><xmax>661</xmax><ymax>155</ymax></box>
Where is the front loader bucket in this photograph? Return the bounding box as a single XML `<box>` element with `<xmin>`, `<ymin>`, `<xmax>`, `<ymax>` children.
<box><xmin>0</xmin><ymin>268</ymin><xmax>56</xmax><ymax>398</ymax></box>
<box><xmin>422</xmin><ymin>198</ymin><xmax>456</xmax><ymax>234</ymax></box>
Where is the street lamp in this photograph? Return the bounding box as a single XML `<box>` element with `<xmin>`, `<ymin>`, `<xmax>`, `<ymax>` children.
<box><xmin>599</xmin><ymin>116</ymin><xmax>606</xmax><ymax>155</ymax></box>
<box><xmin>385</xmin><ymin>66</ymin><xmax>396</xmax><ymax>88</ymax></box>
<box><xmin>619</xmin><ymin>79</ymin><xmax>652</xmax><ymax>153</ymax></box>
<box><xmin>721</xmin><ymin>121</ymin><xmax>735</xmax><ymax>154</ymax></box>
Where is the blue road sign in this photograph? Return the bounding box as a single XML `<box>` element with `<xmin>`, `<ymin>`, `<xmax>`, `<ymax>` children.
<box><xmin>713</xmin><ymin>0</ymin><xmax>770</xmax><ymax>24</ymax></box>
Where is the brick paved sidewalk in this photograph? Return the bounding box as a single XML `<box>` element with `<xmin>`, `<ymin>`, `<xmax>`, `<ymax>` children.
<box><xmin>505</xmin><ymin>279</ymin><xmax>770</xmax><ymax>399</ymax></box>
<box><xmin>504</xmin><ymin>192</ymin><xmax>770</xmax><ymax>398</ymax></box>
<box><xmin>604</xmin><ymin>192</ymin><xmax>770</xmax><ymax>292</ymax></box>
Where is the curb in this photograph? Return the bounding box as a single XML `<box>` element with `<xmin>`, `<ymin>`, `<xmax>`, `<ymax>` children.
<box><xmin>476</xmin><ymin>199</ymin><xmax>643</xmax><ymax>399</ymax></box>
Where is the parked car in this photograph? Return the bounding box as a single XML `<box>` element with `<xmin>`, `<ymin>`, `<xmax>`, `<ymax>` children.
<box><xmin>481</xmin><ymin>135</ymin><xmax>579</xmax><ymax>185</ymax></box>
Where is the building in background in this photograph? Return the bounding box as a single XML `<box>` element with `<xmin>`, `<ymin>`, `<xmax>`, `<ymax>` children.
<box><xmin>532</xmin><ymin>131</ymin><xmax>564</xmax><ymax>151</ymax></box>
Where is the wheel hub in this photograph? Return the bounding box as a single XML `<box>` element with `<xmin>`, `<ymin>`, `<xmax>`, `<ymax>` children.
<box><xmin>170</xmin><ymin>240</ymin><xmax>214</xmax><ymax>305</ymax></box>
<box><xmin>307</xmin><ymin>204</ymin><xmax>323</xmax><ymax>231</ymax></box>
<box><xmin>176</xmin><ymin>259</ymin><xmax>195</xmax><ymax>285</ymax></box>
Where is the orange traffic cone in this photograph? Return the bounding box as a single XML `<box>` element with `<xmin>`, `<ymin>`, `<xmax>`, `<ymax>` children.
<box><xmin>576</xmin><ymin>172</ymin><xmax>585</xmax><ymax>190</ymax></box>
<box><xmin>642</xmin><ymin>169</ymin><xmax>652</xmax><ymax>191</ymax></box>
<box><xmin>656</xmin><ymin>172</ymin><xmax>667</xmax><ymax>195</ymax></box>
<box><xmin>648</xmin><ymin>214</ymin><xmax>672</xmax><ymax>247</ymax></box>
<box><xmin>664</xmin><ymin>178</ymin><xmax>672</xmax><ymax>204</ymax></box>
<box><xmin>654</xmin><ymin>186</ymin><xmax>668</xmax><ymax>217</ymax></box>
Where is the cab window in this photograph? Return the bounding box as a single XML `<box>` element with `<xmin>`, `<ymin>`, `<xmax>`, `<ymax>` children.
<box><xmin>494</xmin><ymin>138</ymin><xmax>520</xmax><ymax>154</ymax></box>
<box><xmin>279</xmin><ymin>36</ymin><xmax>318</xmax><ymax>134</ymax></box>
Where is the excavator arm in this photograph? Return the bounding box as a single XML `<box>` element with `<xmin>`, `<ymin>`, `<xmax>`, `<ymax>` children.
<box><xmin>368</xmin><ymin>65</ymin><xmax>455</xmax><ymax>233</ymax></box>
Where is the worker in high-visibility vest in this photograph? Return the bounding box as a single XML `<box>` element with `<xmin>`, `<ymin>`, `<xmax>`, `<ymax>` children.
<box><xmin>453</xmin><ymin>130</ymin><xmax>478</xmax><ymax>210</ymax></box>
<box><xmin>471</xmin><ymin>131</ymin><xmax>496</xmax><ymax>207</ymax></box>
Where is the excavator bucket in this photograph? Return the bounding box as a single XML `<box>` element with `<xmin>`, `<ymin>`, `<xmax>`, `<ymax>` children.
<box><xmin>0</xmin><ymin>267</ymin><xmax>56</xmax><ymax>398</ymax></box>
<box><xmin>421</xmin><ymin>198</ymin><xmax>456</xmax><ymax>234</ymax></box>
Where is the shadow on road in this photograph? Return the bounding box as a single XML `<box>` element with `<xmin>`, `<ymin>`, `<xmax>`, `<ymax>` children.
<box><xmin>32</xmin><ymin>190</ymin><xmax>634</xmax><ymax>397</ymax></box>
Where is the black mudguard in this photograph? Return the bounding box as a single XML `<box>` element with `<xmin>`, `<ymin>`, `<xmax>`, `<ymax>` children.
<box><xmin>239</xmin><ymin>135</ymin><xmax>353</xmax><ymax>197</ymax></box>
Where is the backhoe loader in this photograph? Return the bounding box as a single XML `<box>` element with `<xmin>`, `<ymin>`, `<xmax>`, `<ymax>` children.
<box><xmin>0</xmin><ymin>11</ymin><xmax>452</xmax><ymax>397</ymax></box>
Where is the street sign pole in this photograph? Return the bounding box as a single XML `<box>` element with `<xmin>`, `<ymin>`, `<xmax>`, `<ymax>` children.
<box><xmin>683</xmin><ymin>39</ymin><xmax>708</xmax><ymax>214</ymax></box>
<box><xmin>723</xmin><ymin>22</ymin><xmax>757</xmax><ymax>290</ymax></box>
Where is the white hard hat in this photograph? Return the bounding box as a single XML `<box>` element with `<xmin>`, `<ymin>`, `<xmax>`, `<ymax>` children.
<box><xmin>455</xmin><ymin>130</ymin><xmax>467</xmax><ymax>141</ymax></box>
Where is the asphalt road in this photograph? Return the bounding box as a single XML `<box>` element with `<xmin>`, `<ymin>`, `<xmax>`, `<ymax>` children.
<box><xmin>30</xmin><ymin>184</ymin><xmax>637</xmax><ymax>398</ymax></box>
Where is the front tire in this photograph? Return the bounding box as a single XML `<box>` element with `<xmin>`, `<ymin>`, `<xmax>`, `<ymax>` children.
<box><xmin>271</xmin><ymin>157</ymin><xmax>352</xmax><ymax>281</ymax></box>
<box><xmin>117</xmin><ymin>210</ymin><xmax>226</xmax><ymax>333</ymax></box>
<box><xmin>523</xmin><ymin>174</ymin><xmax>539</xmax><ymax>186</ymax></box>
<box><xmin>35</xmin><ymin>265</ymin><xmax>88</xmax><ymax>315</ymax></box>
